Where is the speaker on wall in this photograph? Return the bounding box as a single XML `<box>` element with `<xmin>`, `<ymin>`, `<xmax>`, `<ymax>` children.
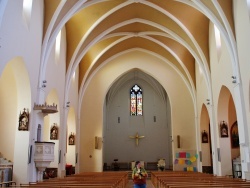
<box><xmin>177</xmin><ymin>135</ymin><xmax>180</xmax><ymax>148</ymax></box>
<box><xmin>95</xmin><ymin>136</ymin><xmax>102</xmax><ymax>149</ymax></box>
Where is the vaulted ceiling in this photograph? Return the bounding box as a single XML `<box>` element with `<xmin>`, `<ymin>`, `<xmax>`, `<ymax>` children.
<box><xmin>43</xmin><ymin>0</ymin><xmax>233</xmax><ymax>93</ymax></box>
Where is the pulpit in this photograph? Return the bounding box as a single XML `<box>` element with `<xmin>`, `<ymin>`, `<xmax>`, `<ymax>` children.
<box><xmin>34</xmin><ymin>142</ymin><xmax>55</xmax><ymax>181</ymax></box>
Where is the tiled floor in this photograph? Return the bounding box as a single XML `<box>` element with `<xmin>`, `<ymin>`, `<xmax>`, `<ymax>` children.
<box><xmin>126</xmin><ymin>180</ymin><xmax>155</xmax><ymax>188</ymax></box>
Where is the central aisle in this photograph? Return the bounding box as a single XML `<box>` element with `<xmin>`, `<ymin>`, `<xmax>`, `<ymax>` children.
<box><xmin>126</xmin><ymin>180</ymin><xmax>155</xmax><ymax>188</ymax></box>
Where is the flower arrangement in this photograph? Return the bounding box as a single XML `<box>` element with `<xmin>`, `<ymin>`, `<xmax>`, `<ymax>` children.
<box><xmin>157</xmin><ymin>159</ymin><xmax>166</xmax><ymax>171</ymax></box>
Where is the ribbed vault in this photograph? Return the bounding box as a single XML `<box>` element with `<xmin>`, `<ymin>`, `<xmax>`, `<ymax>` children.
<box><xmin>41</xmin><ymin>0</ymin><xmax>234</xmax><ymax>101</ymax></box>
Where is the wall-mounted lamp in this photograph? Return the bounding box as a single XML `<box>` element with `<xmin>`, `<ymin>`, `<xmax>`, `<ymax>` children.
<box><xmin>153</xmin><ymin>116</ymin><xmax>156</xmax><ymax>122</ymax></box>
<box><xmin>206</xmin><ymin>99</ymin><xmax>210</xmax><ymax>105</ymax></box>
<box><xmin>232</xmin><ymin>76</ymin><xmax>237</xmax><ymax>83</ymax></box>
<box><xmin>177</xmin><ymin>135</ymin><xmax>180</xmax><ymax>148</ymax></box>
<box><xmin>41</xmin><ymin>80</ymin><xmax>47</xmax><ymax>88</ymax></box>
<box><xmin>95</xmin><ymin>136</ymin><xmax>102</xmax><ymax>149</ymax></box>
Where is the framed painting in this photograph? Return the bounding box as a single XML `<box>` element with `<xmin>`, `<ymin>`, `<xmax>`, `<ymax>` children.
<box><xmin>231</xmin><ymin>121</ymin><xmax>239</xmax><ymax>148</ymax></box>
<box><xmin>220</xmin><ymin>121</ymin><xmax>228</xmax><ymax>138</ymax></box>
<box><xmin>201</xmin><ymin>130</ymin><xmax>208</xmax><ymax>143</ymax></box>
<box><xmin>18</xmin><ymin>108</ymin><xmax>29</xmax><ymax>131</ymax></box>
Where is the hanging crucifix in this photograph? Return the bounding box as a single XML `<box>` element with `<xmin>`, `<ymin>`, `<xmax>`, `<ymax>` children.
<box><xmin>129</xmin><ymin>132</ymin><xmax>145</xmax><ymax>146</ymax></box>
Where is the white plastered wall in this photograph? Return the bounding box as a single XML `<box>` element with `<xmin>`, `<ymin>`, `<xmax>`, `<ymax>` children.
<box><xmin>104</xmin><ymin>74</ymin><xmax>172</xmax><ymax>167</ymax></box>
<box><xmin>233</xmin><ymin>0</ymin><xmax>250</xmax><ymax>178</ymax></box>
<box><xmin>44</xmin><ymin>89</ymin><xmax>60</xmax><ymax>167</ymax></box>
<box><xmin>66</xmin><ymin>107</ymin><xmax>76</xmax><ymax>166</ymax></box>
<box><xmin>200</xmin><ymin>105</ymin><xmax>211</xmax><ymax>166</ymax></box>
<box><xmin>0</xmin><ymin>62</ymin><xmax>18</xmax><ymax>163</ymax></box>
<box><xmin>234</xmin><ymin>0</ymin><xmax>250</xmax><ymax>145</ymax></box>
<box><xmin>40</xmin><ymin>23</ymin><xmax>79</xmax><ymax>176</ymax></box>
<box><xmin>79</xmin><ymin>50</ymin><xmax>196</xmax><ymax>172</ymax></box>
<box><xmin>0</xmin><ymin>0</ymin><xmax>77</xmax><ymax>181</ymax></box>
<box><xmin>202</xmin><ymin>19</ymin><xmax>242</xmax><ymax>176</ymax></box>
<box><xmin>195</xmin><ymin>56</ymin><xmax>211</xmax><ymax>169</ymax></box>
<box><xmin>66</xmin><ymin>68</ymin><xmax>79</xmax><ymax>168</ymax></box>
<box><xmin>0</xmin><ymin>58</ymin><xmax>31</xmax><ymax>185</ymax></box>
<box><xmin>0</xmin><ymin>0</ymin><xmax>44</xmax><ymax>184</ymax></box>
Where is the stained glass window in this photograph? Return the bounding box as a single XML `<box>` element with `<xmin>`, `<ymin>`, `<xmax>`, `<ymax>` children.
<box><xmin>130</xmin><ymin>84</ymin><xmax>143</xmax><ymax>116</ymax></box>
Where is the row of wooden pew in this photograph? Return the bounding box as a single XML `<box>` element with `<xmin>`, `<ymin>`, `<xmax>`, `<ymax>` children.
<box><xmin>151</xmin><ymin>171</ymin><xmax>250</xmax><ymax>188</ymax></box>
<box><xmin>19</xmin><ymin>171</ymin><xmax>128</xmax><ymax>188</ymax></box>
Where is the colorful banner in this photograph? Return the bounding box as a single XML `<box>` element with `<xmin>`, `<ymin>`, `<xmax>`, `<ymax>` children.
<box><xmin>190</xmin><ymin>156</ymin><xmax>196</xmax><ymax>163</ymax></box>
<box><xmin>183</xmin><ymin>167</ymin><xmax>197</xmax><ymax>172</ymax></box>
<box><xmin>174</xmin><ymin>152</ymin><xmax>198</xmax><ymax>171</ymax></box>
<box><xmin>179</xmin><ymin>152</ymin><xmax>186</xmax><ymax>158</ymax></box>
<box><xmin>178</xmin><ymin>159</ymin><xmax>185</xmax><ymax>165</ymax></box>
<box><xmin>175</xmin><ymin>153</ymin><xmax>179</xmax><ymax>158</ymax></box>
<box><xmin>185</xmin><ymin>160</ymin><xmax>192</xmax><ymax>165</ymax></box>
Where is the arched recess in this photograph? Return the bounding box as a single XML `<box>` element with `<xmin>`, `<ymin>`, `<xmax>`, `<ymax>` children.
<box><xmin>103</xmin><ymin>69</ymin><xmax>172</xmax><ymax>170</ymax></box>
<box><xmin>0</xmin><ymin>57</ymin><xmax>31</xmax><ymax>184</ymax></box>
<box><xmin>200</xmin><ymin>104</ymin><xmax>212</xmax><ymax>174</ymax></box>
<box><xmin>217</xmin><ymin>85</ymin><xmax>238</xmax><ymax>176</ymax></box>
<box><xmin>228</xmin><ymin>95</ymin><xmax>240</xmax><ymax>160</ymax></box>
<box><xmin>43</xmin><ymin>89</ymin><xmax>60</xmax><ymax>170</ymax></box>
<box><xmin>79</xmin><ymin>50</ymin><xmax>196</xmax><ymax>172</ymax></box>
<box><xmin>66</xmin><ymin>107</ymin><xmax>76</xmax><ymax>167</ymax></box>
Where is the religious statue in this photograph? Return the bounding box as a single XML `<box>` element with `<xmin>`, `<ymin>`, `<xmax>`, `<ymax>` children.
<box><xmin>68</xmin><ymin>132</ymin><xmax>75</xmax><ymax>145</ymax></box>
<box><xmin>18</xmin><ymin>108</ymin><xmax>29</xmax><ymax>131</ymax></box>
<box><xmin>50</xmin><ymin>123</ymin><xmax>58</xmax><ymax>140</ymax></box>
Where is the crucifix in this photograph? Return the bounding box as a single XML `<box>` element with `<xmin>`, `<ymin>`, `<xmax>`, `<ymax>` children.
<box><xmin>129</xmin><ymin>132</ymin><xmax>145</xmax><ymax>146</ymax></box>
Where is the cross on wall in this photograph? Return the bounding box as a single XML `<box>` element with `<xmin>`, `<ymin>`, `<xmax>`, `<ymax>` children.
<box><xmin>129</xmin><ymin>132</ymin><xmax>145</xmax><ymax>146</ymax></box>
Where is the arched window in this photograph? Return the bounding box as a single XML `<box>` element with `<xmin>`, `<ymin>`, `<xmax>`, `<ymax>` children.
<box><xmin>130</xmin><ymin>84</ymin><xmax>143</xmax><ymax>116</ymax></box>
<box><xmin>214</xmin><ymin>24</ymin><xmax>221</xmax><ymax>60</ymax></box>
<box><xmin>23</xmin><ymin>0</ymin><xmax>33</xmax><ymax>28</ymax></box>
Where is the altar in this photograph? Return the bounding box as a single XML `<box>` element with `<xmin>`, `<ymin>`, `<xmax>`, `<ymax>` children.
<box><xmin>104</xmin><ymin>160</ymin><xmax>164</xmax><ymax>171</ymax></box>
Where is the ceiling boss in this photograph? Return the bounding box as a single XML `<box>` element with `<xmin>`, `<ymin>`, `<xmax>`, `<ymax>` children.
<box><xmin>129</xmin><ymin>132</ymin><xmax>145</xmax><ymax>146</ymax></box>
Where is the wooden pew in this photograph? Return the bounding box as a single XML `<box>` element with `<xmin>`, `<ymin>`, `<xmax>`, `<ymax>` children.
<box><xmin>0</xmin><ymin>180</ymin><xmax>16</xmax><ymax>187</ymax></box>
<box><xmin>151</xmin><ymin>171</ymin><xmax>250</xmax><ymax>188</ymax></box>
<box><xmin>19</xmin><ymin>171</ymin><xmax>128</xmax><ymax>188</ymax></box>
